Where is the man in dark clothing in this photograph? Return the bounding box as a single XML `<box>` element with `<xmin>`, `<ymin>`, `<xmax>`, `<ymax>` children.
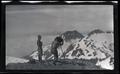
<box><xmin>37</xmin><ymin>35</ymin><xmax>43</xmax><ymax>63</ymax></box>
<box><xmin>51</xmin><ymin>36</ymin><xmax>64</xmax><ymax>62</ymax></box>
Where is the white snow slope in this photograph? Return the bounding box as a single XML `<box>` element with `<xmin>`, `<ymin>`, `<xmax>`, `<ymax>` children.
<box><xmin>65</xmin><ymin>32</ymin><xmax>114</xmax><ymax>70</ymax></box>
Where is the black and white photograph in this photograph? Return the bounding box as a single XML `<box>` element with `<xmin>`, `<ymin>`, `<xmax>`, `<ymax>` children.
<box><xmin>5</xmin><ymin>4</ymin><xmax>114</xmax><ymax>70</ymax></box>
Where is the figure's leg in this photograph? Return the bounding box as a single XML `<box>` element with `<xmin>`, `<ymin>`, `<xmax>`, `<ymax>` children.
<box><xmin>56</xmin><ymin>50</ymin><xmax>58</xmax><ymax>61</ymax></box>
<box><xmin>53</xmin><ymin>49</ymin><xmax>59</xmax><ymax>65</ymax></box>
<box><xmin>38</xmin><ymin>50</ymin><xmax>42</xmax><ymax>63</ymax></box>
<box><xmin>54</xmin><ymin>49</ymin><xmax>58</xmax><ymax>62</ymax></box>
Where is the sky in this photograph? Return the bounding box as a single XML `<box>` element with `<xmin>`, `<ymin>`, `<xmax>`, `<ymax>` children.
<box><xmin>6</xmin><ymin>5</ymin><xmax>113</xmax><ymax>36</ymax></box>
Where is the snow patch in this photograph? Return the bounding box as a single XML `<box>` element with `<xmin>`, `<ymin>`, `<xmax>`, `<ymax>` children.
<box><xmin>6</xmin><ymin>56</ymin><xmax>29</xmax><ymax>65</ymax></box>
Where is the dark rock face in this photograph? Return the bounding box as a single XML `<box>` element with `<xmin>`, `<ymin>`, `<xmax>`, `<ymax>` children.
<box><xmin>62</xmin><ymin>30</ymin><xmax>84</xmax><ymax>42</ymax></box>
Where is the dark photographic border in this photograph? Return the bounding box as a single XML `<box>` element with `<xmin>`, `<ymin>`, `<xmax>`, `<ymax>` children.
<box><xmin>0</xmin><ymin>1</ymin><xmax>119</xmax><ymax>74</ymax></box>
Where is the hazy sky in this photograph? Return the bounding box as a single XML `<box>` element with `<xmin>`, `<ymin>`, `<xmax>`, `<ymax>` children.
<box><xmin>6</xmin><ymin>5</ymin><xmax>113</xmax><ymax>35</ymax></box>
<box><xmin>6</xmin><ymin>5</ymin><xmax>113</xmax><ymax>57</ymax></box>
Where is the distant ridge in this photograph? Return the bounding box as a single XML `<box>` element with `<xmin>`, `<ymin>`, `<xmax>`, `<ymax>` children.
<box><xmin>88</xmin><ymin>29</ymin><xmax>104</xmax><ymax>36</ymax></box>
<box><xmin>61</xmin><ymin>30</ymin><xmax>84</xmax><ymax>42</ymax></box>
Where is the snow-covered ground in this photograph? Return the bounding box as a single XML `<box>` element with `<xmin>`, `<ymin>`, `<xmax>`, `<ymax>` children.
<box><xmin>6</xmin><ymin>56</ymin><xmax>29</xmax><ymax>65</ymax></box>
<box><xmin>96</xmin><ymin>57</ymin><xmax>114</xmax><ymax>70</ymax></box>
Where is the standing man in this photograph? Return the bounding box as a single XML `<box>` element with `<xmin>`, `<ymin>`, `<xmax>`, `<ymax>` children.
<box><xmin>51</xmin><ymin>35</ymin><xmax>64</xmax><ymax>63</ymax></box>
<box><xmin>37</xmin><ymin>35</ymin><xmax>43</xmax><ymax>63</ymax></box>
